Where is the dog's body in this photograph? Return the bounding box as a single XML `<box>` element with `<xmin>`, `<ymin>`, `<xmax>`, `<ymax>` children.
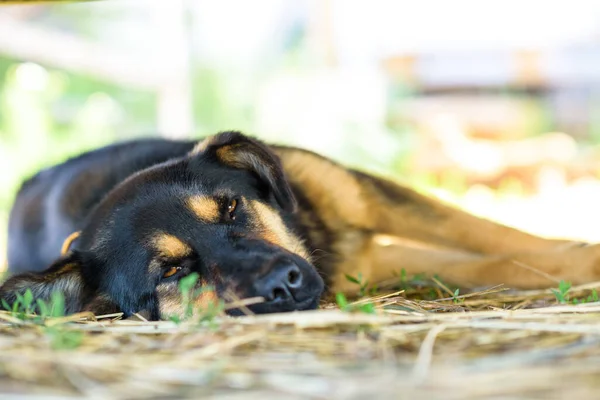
<box><xmin>3</xmin><ymin>132</ymin><xmax>600</xmax><ymax>319</ymax></box>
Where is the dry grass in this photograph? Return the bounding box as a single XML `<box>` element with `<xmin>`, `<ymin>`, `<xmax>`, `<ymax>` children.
<box><xmin>1</xmin><ymin>281</ymin><xmax>600</xmax><ymax>399</ymax></box>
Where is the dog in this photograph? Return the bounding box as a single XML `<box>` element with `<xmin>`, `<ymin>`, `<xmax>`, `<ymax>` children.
<box><xmin>2</xmin><ymin>131</ymin><xmax>599</xmax><ymax>320</ymax></box>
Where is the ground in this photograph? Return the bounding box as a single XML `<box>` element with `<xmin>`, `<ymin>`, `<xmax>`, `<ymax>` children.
<box><xmin>1</xmin><ymin>281</ymin><xmax>599</xmax><ymax>399</ymax></box>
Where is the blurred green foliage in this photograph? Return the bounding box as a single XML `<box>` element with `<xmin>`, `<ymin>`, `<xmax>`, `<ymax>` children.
<box><xmin>0</xmin><ymin>57</ymin><xmax>157</xmax><ymax>214</ymax></box>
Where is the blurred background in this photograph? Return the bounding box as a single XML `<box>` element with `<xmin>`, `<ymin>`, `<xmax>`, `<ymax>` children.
<box><xmin>1</xmin><ymin>0</ymin><xmax>600</xmax><ymax>269</ymax></box>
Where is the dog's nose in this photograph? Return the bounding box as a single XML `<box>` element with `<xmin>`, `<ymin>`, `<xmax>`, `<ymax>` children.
<box><xmin>256</xmin><ymin>263</ymin><xmax>303</xmax><ymax>303</ymax></box>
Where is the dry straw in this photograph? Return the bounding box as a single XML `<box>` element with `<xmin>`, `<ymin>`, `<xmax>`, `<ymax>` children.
<box><xmin>1</xmin><ymin>280</ymin><xmax>600</xmax><ymax>398</ymax></box>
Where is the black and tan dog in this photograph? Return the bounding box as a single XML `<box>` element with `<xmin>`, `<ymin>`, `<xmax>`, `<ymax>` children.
<box><xmin>2</xmin><ymin>131</ymin><xmax>600</xmax><ymax>320</ymax></box>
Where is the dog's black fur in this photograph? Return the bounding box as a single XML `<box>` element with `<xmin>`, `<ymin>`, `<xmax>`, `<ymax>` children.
<box><xmin>3</xmin><ymin>132</ymin><xmax>325</xmax><ymax>319</ymax></box>
<box><xmin>6</xmin><ymin>131</ymin><xmax>599</xmax><ymax>320</ymax></box>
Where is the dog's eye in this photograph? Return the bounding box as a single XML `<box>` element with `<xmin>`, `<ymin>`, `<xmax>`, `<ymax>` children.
<box><xmin>227</xmin><ymin>198</ymin><xmax>238</xmax><ymax>220</ymax></box>
<box><xmin>163</xmin><ymin>266</ymin><xmax>182</xmax><ymax>279</ymax></box>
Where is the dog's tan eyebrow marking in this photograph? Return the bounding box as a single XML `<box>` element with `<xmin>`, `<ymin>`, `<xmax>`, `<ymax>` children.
<box><xmin>187</xmin><ymin>196</ymin><xmax>220</xmax><ymax>223</ymax></box>
<box><xmin>152</xmin><ymin>234</ymin><xmax>192</xmax><ymax>259</ymax></box>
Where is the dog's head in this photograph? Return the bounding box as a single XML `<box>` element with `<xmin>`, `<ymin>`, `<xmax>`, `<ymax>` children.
<box><xmin>0</xmin><ymin>132</ymin><xmax>324</xmax><ymax>319</ymax></box>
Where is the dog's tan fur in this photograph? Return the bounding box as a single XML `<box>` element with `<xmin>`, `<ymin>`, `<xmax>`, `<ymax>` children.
<box><xmin>152</xmin><ymin>234</ymin><xmax>192</xmax><ymax>259</ymax></box>
<box><xmin>274</xmin><ymin>146</ymin><xmax>598</xmax><ymax>293</ymax></box>
<box><xmin>186</xmin><ymin>196</ymin><xmax>220</xmax><ymax>223</ymax></box>
<box><xmin>249</xmin><ymin>200</ymin><xmax>310</xmax><ymax>260</ymax></box>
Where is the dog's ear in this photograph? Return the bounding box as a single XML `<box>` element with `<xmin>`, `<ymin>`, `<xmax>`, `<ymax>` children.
<box><xmin>191</xmin><ymin>131</ymin><xmax>297</xmax><ymax>212</ymax></box>
<box><xmin>0</xmin><ymin>252</ymin><xmax>88</xmax><ymax>314</ymax></box>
